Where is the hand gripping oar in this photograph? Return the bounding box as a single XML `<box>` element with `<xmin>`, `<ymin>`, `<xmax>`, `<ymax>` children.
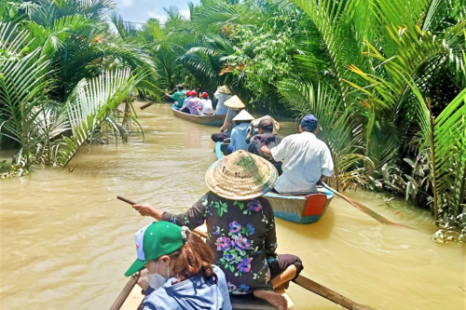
<box><xmin>322</xmin><ymin>184</ymin><xmax>414</xmax><ymax>229</ymax></box>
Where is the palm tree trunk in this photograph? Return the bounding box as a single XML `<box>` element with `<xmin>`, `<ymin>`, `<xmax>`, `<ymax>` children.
<box><xmin>427</xmin><ymin>99</ymin><xmax>439</xmax><ymax>223</ymax></box>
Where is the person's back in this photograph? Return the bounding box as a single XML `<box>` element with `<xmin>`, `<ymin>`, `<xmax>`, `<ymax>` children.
<box><xmin>143</xmin><ymin>265</ymin><xmax>230</xmax><ymax>310</ymax></box>
<box><xmin>248</xmin><ymin>119</ymin><xmax>281</xmax><ymax>156</ymax></box>
<box><xmin>214</xmin><ymin>86</ymin><xmax>232</xmax><ymax>115</ymax></box>
<box><xmin>182</xmin><ymin>91</ymin><xmax>201</xmax><ymax>115</ymax></box>
<box><xmin>260</xmin><ymin>114</ymin><xmax>333</xmax><ymax>194</ymax></box>
<box><xmin>199</xmin><ymin>93</ymin><xmax>213</xmax><ymax>115</ymax></box>
<box><xmin>167</xmin><ymin>85</ymin><xmax>186</xmax><ymax>109</ymax></box>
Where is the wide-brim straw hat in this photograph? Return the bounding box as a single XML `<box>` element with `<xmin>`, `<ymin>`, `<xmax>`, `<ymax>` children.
<box><xmin>233</xmin><ymin>110</ymin><xmax>255</xmax><ymax>122</ymax></box>
<box><xmin>251</xmin><ymin>115</ymin><xmax>280</xmax><ymax>134</ymax></box>
<box><xmin>205</xmin><ymin>150</ymin><xmax>278</xmax><ymax>200</ymax></box>
<box><xmin>218</xmin><ymin>85</ymin><xmax>231</xmax><ymax>94</ymax></box>
<box><xmin>224</xmin><ymin>95</ymin><xmax>245</xmax><ymax>109</ymax></box>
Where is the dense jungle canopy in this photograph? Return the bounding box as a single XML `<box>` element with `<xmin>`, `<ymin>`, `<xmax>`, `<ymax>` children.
<box><xmin>0</xmin><ymin>0</ymin><xmax>465</xmax><ymax>237</ymax></box>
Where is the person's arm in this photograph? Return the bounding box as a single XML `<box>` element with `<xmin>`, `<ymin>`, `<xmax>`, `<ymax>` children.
<box><xmin>260</xmin><ymin>136</ymin><xmax>287</xmax><ymax>160</ymax></box>
<box><xmin>219</xmin><ymin>108</ymin><xmax>231</xmax><ymax>132</ymax></box>
<box><xmin>215</xmin><ymin>267</ymin><xmax>232</xmax><ymax>310</ymax></box>
<box><xmin>246</xmin><ymin>124</ymin><xmax>254</xmax><ymax>143</ymax></box>
<box><xmin>321</xmin><ymin>145</ymin><xmax>334</xmax><ymax>177</ymax></box>
<box><xmin>230</xmin><ymin>129</ymin><xmax>237</xmax><ymax>150</ymax></box>
<box><xmin>263</xmin><ymin>198</ymin><xmax>279</xmax><ymax>270</ymax></box>
<box><xmin>133</xmin><ymin>195</ymin><xmax>208</xmax><ymax>230</ymax></box>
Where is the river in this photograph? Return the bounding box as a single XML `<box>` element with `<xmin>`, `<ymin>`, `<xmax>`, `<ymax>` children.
<box><xmin>0</xmin><ymin>102</ymin><xmax>464</xmax><ymax>310</ymax></box>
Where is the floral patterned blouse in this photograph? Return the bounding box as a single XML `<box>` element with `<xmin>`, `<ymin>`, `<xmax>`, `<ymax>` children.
<box><xmin>162</xmin><ymin>192</ymin><xmax>278</xmax><ymax>295</ymax></box>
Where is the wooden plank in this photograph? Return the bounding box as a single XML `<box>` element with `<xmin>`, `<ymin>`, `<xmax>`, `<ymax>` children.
<box><xmin>119</xmin><ymin>286</ymin><xmax>296</xmax><ymax>310</ymax></box>
<box><xmin>231</xmin><ymin>293</ymin><xmax>296</xmax><ymax>310</ymax></box>
<box><xmin>120</xmin><ymin>284</ymin><xmax>144</xmax><ymax>310</ymax></box>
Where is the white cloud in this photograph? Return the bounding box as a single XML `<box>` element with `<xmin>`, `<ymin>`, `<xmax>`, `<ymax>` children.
<box><xmin>120</xmin><ymin>0</ymin><xmax>134</xmax><ymax>8</ymax></box>
<box><xmin>147</xmin><ymin>9</ymin><xmax>190</xmax><ymax>24</ymax></box>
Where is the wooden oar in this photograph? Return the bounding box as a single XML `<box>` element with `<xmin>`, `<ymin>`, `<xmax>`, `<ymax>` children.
<box><xmin>294</xmin><ymin>275</ymin><xmax>376</xmax><ymax>310</ymax></box>
<box><xmin>117</xmin><ymin>196</ymin><xmax>208</xmax><ymax>238</ymax></box>
<box><xmin>140</xmin><ymin>101</ymin><xmax>155</xmax><ymax>110</ymax></box>
<box><xmin>109</xmin><ymin>274</ymin><xmax>139</xmax><ymax>310</ymax></box>
<box><xmin>322</xmin><ymin>184</ymin><xmax>413</xmax><ymax>229</ymax></box>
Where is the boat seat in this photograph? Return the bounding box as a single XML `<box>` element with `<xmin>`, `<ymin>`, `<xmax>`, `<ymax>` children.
<box><xmin>231</xmin><ymin>292</ymin><xmax>296</xmax><ymax>310</ymax></box>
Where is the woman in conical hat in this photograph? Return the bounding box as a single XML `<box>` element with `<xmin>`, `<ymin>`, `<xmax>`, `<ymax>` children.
<box><xmin>211</xmin><ymin>95</ymin><xmax>246</xmax><ymax>143</ymax></box>
<box><xmin>132</xmin><ymin>151</ymin><xmax>304</xmax><ymax>310</ymax></box>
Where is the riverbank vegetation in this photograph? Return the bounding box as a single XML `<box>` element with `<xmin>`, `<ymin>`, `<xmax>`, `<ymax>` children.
<box><xmin>0</xmin><ymin>0</ymin><xmax>465</xmax><ymax>238</ymax></box>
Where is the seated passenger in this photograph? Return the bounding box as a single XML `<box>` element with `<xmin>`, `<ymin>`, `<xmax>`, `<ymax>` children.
<box><xmin>211</xmin><ymin>95</ymin><xmax>245</xmax><ymax>142</ymax></box>
<box><xmin>248</xmin><ymin>119</ymin><xmax>282</xmax><ymax>174</ymax></box>
<box><xmin>166</xmin><ymin>85</ymin><xmax>186</xmax><ymax>109</ymax></box>
<box><xmin>181</xmin><ymin>91</ymin><xmax>200</xmax><ymax>115</ymax></box>
<box><xmin>125</xmin><ymin>222</ymin><xmax>231</xmax><ymax>310</ymax></box>
<box><xmin>226</xmin><ymin>110</ymin><xmax>255</xmax><ymax>153</ymax></box>
<box><xmin>260</xmin><ymin>114</ymin><xmax>334</xmax><ymax>194</ymax></box>
<box><xmin>198</xmin><ymin>92</ymin><xmax>214</xmax><ymax>116</ymax></box>
<box><xmin>132</xmin><ymin>151</ymin><xmax>304</xmax><ymax>310</ymax></box>
<box><xmin>214</xmin><ymin>85</ymin><xmax>232</xmax><ymax>115</ymax></box>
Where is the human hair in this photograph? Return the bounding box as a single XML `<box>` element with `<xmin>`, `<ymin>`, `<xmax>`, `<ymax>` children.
<box><xmin>165</xmin><ymin>231</ymin><xmax>217</xmax><ymax>284</ymax></box>
<box><xmin>177</xmin><ymin>85</ymin><xmax>183</xmax><ymax>91</ymax></box>
<box><xmin>301</xmin><ymin>124</ymin><xmax>318</xmax><ymax>132</ymax></box>
<box><xmin>258</xmin><ymin>119</ymin><xmax>273</xmax><ymax>133</ymax></box>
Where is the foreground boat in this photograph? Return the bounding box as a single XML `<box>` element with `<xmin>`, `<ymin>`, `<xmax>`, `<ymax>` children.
<box><xmin>116</xmin><ymin>224</ymin><xmax>297</xmax><ymax>310</ymax></box>
<box><xmin>215</xmin><ymin>142</ymin><xmax>334</xmax><ymax>224</ymax></box>
<box><xmin>172</xmin><ymin>104</ymin><xmax>224</xmax><ymax>126</ymax></box>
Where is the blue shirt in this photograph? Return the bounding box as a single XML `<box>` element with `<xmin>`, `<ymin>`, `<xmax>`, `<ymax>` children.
<box><xmin>230</xmin><ymin>123</ymin><xmax>251</xmax><ymax>152</ymax></box>
<box><xmin>142</xmin><ymin>265</ymin><xmax>231</xmax><ymax>310</ymax></box>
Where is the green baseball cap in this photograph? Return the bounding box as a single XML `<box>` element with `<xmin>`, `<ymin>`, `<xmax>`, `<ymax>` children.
<box><xmin>124</xmin><ymin>222</ymin><xmax>184</xmax><ymax>277</ymax></box>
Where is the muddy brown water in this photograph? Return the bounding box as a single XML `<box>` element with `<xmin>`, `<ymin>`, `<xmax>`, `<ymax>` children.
<box><xmin>0</xmin><ymin>102</ymin><xmax>464</xmax><ymax>310</ymax></box>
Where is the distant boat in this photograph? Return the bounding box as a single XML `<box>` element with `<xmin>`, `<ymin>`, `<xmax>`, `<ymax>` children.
<box><xmin>172</xmin><ymin>104</ymin><xmax>224</xmax><ymax>126</ymax></box>
<box><xmin>215</xmin><ymin>142</ymin><xmax>334</xmax><ymax>224</ymax></box>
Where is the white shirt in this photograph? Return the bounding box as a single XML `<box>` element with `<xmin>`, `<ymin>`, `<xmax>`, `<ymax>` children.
<box><xmin>214</xmin><ymin>91</ymin><xmax>231</xmax><ymax>115</ymax></box>
<box><xmin>271</xmin><ymin>131</ymin><xmax>334</xmax><ymax>194</ymax></box>
<box><xmin>199</xmin><ymin>98</ymin><xmax>213</xmax><ymax>115</ymax></box>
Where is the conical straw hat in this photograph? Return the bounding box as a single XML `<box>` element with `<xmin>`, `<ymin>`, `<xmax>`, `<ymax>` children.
<box><xmin>233</xmin><ymin>110</ymin><xmax>255</xmax><ymax>122</ymax></box>
<box><xmin>218</xmin><ymin>85</ymin><xmax>231</xmax><ymax>94</ymax></box>
<box><xmin>224</xmin><ymin>95</ymin><xmax>245</xmax><ymax>109</ymax></box>
<box><xmin>251</xmin><ymin>115</ymin><xmax>280</xmax><ymax>134</ymax></box>
<box><xmin>205</xmin><ymin>150</ymin><xmax>278</xmax><ymax>200</ymax></box>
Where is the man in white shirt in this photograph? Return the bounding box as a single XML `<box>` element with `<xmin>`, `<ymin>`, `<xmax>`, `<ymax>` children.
<box><xmin>259</xmin><ymin>114</ymin><xmax>334</xmax><ymax>194</ymax></box>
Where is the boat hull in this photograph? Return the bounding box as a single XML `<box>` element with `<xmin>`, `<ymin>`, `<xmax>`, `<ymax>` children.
<box><xmin>172</xmin><ymin>104</ymin><xmax>224</xmax><ymax>126</ymax></box>
<box><xmin>215</xmin><ymin>141</ymin><xmax>334</xmax><ymax>224</ymax></box>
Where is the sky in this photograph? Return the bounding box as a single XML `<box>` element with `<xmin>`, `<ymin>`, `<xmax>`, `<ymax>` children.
<box><xmin>113</xmin><ymin>0</ymin><xmax>199</xmax><ymax>24</ymax></box>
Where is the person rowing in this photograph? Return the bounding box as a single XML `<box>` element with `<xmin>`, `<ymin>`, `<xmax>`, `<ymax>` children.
<box><xmin>131</xmin><ymin>151</ymin><xmax>303</xmax><ymax>310</ymax></box>
<box><xmin>211</xmin><ymin>95</ymin><xmax>245</xmax><ymax>143</ymax></box>
<box><xmin>260</xmin><ymin>114</ymin><xmax>334</xmax><ymax>194</ymax></box>
<box><xmin>165</xmin><ymin>85</ymin><xmax>186</xmax><ymax>109</ymax></box>
<box><xmin>125</xmin><ymin>222</ymin><xmax>232</xmax><ymax>310</ymax></box>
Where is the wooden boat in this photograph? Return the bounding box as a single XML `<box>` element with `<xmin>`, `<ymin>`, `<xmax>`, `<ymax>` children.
<box><xmin>172</xmin><ymin>104</ymin><xmax>224</xmax><ymax>126</ymax></box>
<box><xmin>215</xmin><ymin>142</ymin><xmax>334</xmax><ymax>224</ymax></box>
<box><xmin>119</xmin><ymin>286</ymin><xmax>296</xmax><ymax>310</ymax></box>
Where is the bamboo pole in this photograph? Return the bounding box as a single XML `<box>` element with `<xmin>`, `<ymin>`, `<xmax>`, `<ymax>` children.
<box><xmin>427</xmin><ymin>98</ymin><xmax>439</xmax><ymax>222</ymax></box>
<box><xmin>140</xmin><ymin>101</ymin><xmax>155</xmax><ymax>110</ymax></box>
